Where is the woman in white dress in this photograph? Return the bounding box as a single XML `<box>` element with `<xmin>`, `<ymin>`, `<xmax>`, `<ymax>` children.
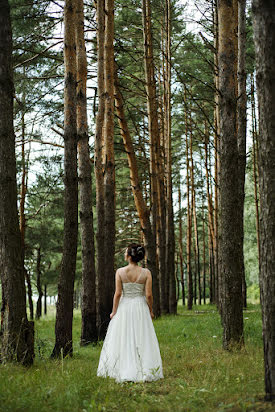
<box><xmin>97</xmin><ymin>243</ymin><xmax>163</xmax><ymax>383</ymax></box>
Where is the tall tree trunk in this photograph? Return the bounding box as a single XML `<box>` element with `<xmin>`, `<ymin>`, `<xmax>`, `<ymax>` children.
<box><xmin>35</xmin><ymin>247</ymin><xmax>43</xmax><ymax>320</ymax></box>
<box><xmin>142</xmin><ymin>0</ymin><xmax>161</xmax><ymax>316</ymax></box>
<box><xmin>251</xmin><ymin>76</ymin><xmax>260</xmax><ymax>262</ymax></box>
<box><xmin>204</xmin><ymin>122</ymin><xmax>215</xmax><ymax>304</ymax></box>
<box><xmin>51</xmin><ymin>0</ymin><xmax>78</xmax><ymax>358</ymax></box>
<box><xmin>0</xmin><ymin>0</ymin><xmax>34</xmax><ymax>365</ymax></box>
<box><xmin>75</xmin><ymin>0</ymin><xmax>97</xmax><ymax>345</ymax></box>
<box><xmin>184</xmin><ymin>88</ymin><xmax>193</xmax><ymax>310</ymax></box>
<box><xmin>114</xmin><ymin>74</ymin><xmax>161</xmax><ymax>317</ymax></box>
<box><xmin>157</xmin><ymin>66</ymin><xmax>168</xmax><ymax>314</ymax></box>
<box><xmin>164</xmin><ymin>0</ymin><xmax>177</xmax><ymax>314</ymax></box>
<box><xmin>202</xmin><ymin>212</ymin><xmax>206</xmax><ymax>305</ymax></box>
<box><xmin>213</xmin><ymin>0</ymin><xmax>220</xmax><ymax>308</ymax></box>
<box><xmin>218</xmin><ymin>0</ymin><xmax>244</xmax><ymax>349</ymax></box>
<box><xmin>95</xmin><ymin>0</ymin><xmax>106</xmax><ymax>339</ymax></box>
<box><xmin>44</xmin><ymin>284</ymin><xmax>47</xmax><ymax>316</ymax></box>
<box><xmin>190</xmin><ymin>126</ymin><xmax>201</xmax><ymax>306</ymax></box>
<box><xmin>101</xmin><ymin>0</ymin><xmax>116</xmax><ymax>338</ymax></box>
<box><xmin>19</xmin><ymin>83</ymin><xmax>34</xmax><ymax>320</ymax></box>
<box><xmin>178</xmin><ymin>184</ymin><xmax>185</xmax><ymax>306</ymax></box>
<box><xmin>252</xmin><ymin>0</ymin><xmax>275</xmax><ymax>400</ymax></box>
<box><xmin>237</xmin><ymin>0</ymin><xmax>247</xmax><ymax>309</ymax></box>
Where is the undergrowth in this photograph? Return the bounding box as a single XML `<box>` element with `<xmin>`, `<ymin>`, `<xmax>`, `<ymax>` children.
<box><xmin>0</xmin><ymin>304</ymin><xmax>272</xmax><ymax>412</ymax></box>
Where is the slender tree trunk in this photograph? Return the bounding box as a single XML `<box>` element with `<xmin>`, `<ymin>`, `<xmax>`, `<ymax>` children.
<box><xmin>95</xmin><ymin>0</ymin><xmax>106</xmax><ymax>339</ymax></box>
<box><xmin>184</xmin><ymin>88</ymin><xmax>193</xmax><ymax>310</ymax></box>
<box><xmin>0</xmin><ymin>0</ymin><xmax>34</xmax><ymax>365</ymax></box>
<box><xmin>202</xmin><ymin>212</ymin><xmax>206</xmax><ymax>305</ymax></box>
<box><xmin>164</xmin><ymin>0</ymin><xmax>177</xmax><ymax>314</ymax></box>
<box><xmin>157</xmin><ymin>65</ymin><xmax>167</xmax><ymax>314</ymax></box>
<box><xmin>218</xmin><ymin>0</ymin><xmax>244</xmax><ymax>349</ymax></box>
<box><xmin>75</xmin><ymin>0</ymin><xmax>97</xmax><ymax>345</ymax></box>
<box><xmin>51</xmin><ymin>0</ymin><xmax>78</xmax><ymax>358</ymax></box>
<box><xmin>190</xmin><ymin>126</ymin><xmax>201</xmax><ymax>306</ymax></box>
<box><xmin>213</xmin><ymin>0</ymin><xmax>220</xmax><ymax>308</ymax></box>
<box><xmin>237</xmin><ymin>0</ymin><xmax>247</xmax><ymax>309</ymax></box>
<box><xmin>142</xmin><ymin>0</ymin><xmax>161</xmax><ymax>316</ymax></box>
<box><xmin>35</xmin><ymin>247</ymin><xmax>43</xmax><ymax>320</ymax></box>
<box><xmin>114</xmin><ymin>74</ymin><xmax>161</xmax><ymax>317</ymax></box>
<box><xmin>101</xmin><ymin>0</ymin><xmax>116</xmax><ymax>338</ymax></box>
<box><xmin>252</xmin><ymin>0</ymin><xmax>275</xmax><ymax>400</ymax></box>
<box><xmin>251</xmin><ymin>76</ymin><xmax>260</xmax><ymax>262</ymax></box>
<box><xmin>204</xmin><ymin>122</ymin><xmax>215</xmax><ymax>304</ymax></box>
<box><xmin>19</xmin><ymin>86</ymin><xmax>34</xmax><ymax>320</ymax></box>
<box><xmin>178</xmin><ymin>184</ymin><xmax>185</xmax><ymax>306</ymax></box>
<box><xmin>44</xmin><ymin>284</ymin><xmax>47</xmax><ymax>316</ymax></box>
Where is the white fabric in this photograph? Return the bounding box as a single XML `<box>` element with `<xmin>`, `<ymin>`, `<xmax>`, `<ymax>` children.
<box><xmin>97</xmin><ymin>276</ymin><xmax>163</xmax><ymax>383</ymax></box>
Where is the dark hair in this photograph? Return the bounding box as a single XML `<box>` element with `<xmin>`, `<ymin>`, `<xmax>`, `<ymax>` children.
<box><xmin>127</xmin><ymin>243</ymin><xmax>145</xmax><ymax>263</ymax></box>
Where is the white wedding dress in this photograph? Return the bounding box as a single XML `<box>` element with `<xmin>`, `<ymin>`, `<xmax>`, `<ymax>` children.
<box><xmin>97</xmin><ymin>268</ymin><xmax>163</xmax><ymax>383</ymax></box>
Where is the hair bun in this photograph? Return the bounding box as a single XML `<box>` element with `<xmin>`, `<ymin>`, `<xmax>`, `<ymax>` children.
<box><xmin>127</xmin><ymin>243</ymin><xmax>145</xmax><ymax>263</ymax></box>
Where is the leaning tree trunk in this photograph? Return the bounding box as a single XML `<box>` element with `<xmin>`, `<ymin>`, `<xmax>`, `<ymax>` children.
<box><xmin>75</xmin><ymin>0</ymin><xmax>97</xmax><ymax>345</ymax></box>
<box><xmin>252</xmin><ymin>0</ymin><xmax>275</xmax><ymax>400</ymax></box>
<box><xmin>114</xmin><ymin>73</ymin><xmax>161</xmax><ymax>318</ymax></box>
<box><xmin>95</xmin><ymin>0</ymin><xmax>106</xmax><ymax>339</ymax></box>
<box><xmin>218</xmin><ymin>0</ymin><xmax>244</xmax><ymax>349</ymax></box>
<box><xmin>0</xmin><ymin>0</ymin><xmax>34</xmax><ymax>365</ymax></box>
<box><xmin>251</xmin><ymin>76</ymin><xmax>260</xmax><ymax>263</ymax></box>
<box><xmin>237</xmin><ymin>0</ymin><xmax>247</xmax><ymax>309</ymax></box>
<box><xmin>51</xmin><ymin>0</ymin><xmax>78</xmax><ymax>358</ymax></box>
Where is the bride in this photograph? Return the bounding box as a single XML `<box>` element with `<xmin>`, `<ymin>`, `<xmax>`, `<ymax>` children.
<box><xmin>97</xmin><ymin>243</ymin><xmax>163</xmax><ymax>383</ymax></box>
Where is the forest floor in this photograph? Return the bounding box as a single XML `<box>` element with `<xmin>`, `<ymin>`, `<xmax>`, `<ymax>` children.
<box><xmin>0</xmin><ymin>303</ymin><xmax>274</xmax><ymax>412</ymax></box>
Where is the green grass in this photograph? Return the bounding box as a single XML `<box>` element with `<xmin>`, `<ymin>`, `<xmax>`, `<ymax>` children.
<box><xmin>0</xmin><ymin>304</ymin><xmax>273</xmax><ymax>412</ymax></box>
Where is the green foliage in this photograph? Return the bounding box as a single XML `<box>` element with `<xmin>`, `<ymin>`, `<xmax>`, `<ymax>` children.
<box><xmin>0</xmin><ymin>305</ymin><xmax>269</xmax><ymax>412</ymax></box>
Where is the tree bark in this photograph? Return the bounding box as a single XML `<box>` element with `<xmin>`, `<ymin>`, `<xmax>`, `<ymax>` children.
<box><xmin>178</xmin><ymin>184</ymin><xmax>185</xmax><ymax>306</ymax></box>
<box><xmin>44</xmin><ymin>284</ymin><xmax>47</xmax><ymax>316</ymax></box>
<box><xmin>237</xmin><ymin>0</ymin><xmax>247</xmax><ymax>309</ymax></box>
<box><xmin>204</xmin><ymin>122</ymin><xmax>215</xmax><ymax>304</ymax></box>
<box><xmin>51</xmin><ymin>0</ymin><xmax>78</xmax><ymax>358</ymax></box>
<box><xmin>218</xmin><ymin>0</ymin><xmax>244</xmax><ymax>349</ymax></box>
<box><xmin>142</xmin><ymin>0</ymin><xmax>161</xmax><ymax>316</ymax></box>
<box><xmin>252</xmin><ymin>0</ymin><xmax>275</xmax><ymax>400</ymax></box>
<box><xmin>75</xmin><ymin>0</ymin><xmax>97</xmax><ymax>345</ymax></box>
<box><xmin>101</xmin><ymin>0</ymin><xmax>116</xmax><ymax>338</ymax></box>
<box><xmin>213</xmin><ymin>0</ymin><xmax>220</xmax><ymax>308</ymax></box>
<box><xmin>164</xmin><ymin>0</ymin><xmax>177</xmax><ymax>314</ymax></box>
<box><xmin>0</xmin><ymin>0</ymin><xmax>34</xmax><ymax>365</ymax></box>
<box><xmin>251</xmin><ymin>75</ymin><xmax>260</xmax><ymax>262</ymax></box>
<box><xmin>95</xmin><ymin>0</ymin><xmax>106</xmax><ymax>339</ymax></box>
<box><xmin>19</xmin><ymin>85</ymin><xmax>34</xmax><ymax>320</ymax></box>
<box><xmin>35</xmin><ymin>247</ymin><xmax>43</xmax><ymax>320</ymax></box>
<box><xmin>184</xmin><ymin>88</ymin><xmax>193</xmax><ymax>310</ymax></box>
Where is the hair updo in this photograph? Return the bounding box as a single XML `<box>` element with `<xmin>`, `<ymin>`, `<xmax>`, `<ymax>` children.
<box><xmin>127</xmin><ymin>243</ymin><xmax>145</xmax><ymax>263</ymax></box>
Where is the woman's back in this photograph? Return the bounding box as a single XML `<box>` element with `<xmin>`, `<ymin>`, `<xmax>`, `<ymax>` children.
<box><xmin>119</xmin><ymin>265</ymin><xmax>147</xmax><ymax>284</ymax></box>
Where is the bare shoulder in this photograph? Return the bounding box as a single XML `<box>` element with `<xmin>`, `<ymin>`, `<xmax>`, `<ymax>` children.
<box><xmin>143</xmin><ymin>267</ymin><xmax>152</xmax><ymax>279</ymax></box>
<box><xmin>115</xmin><ymin>267</ymin><xmax>123</xmax><ymax>277</ymax></box>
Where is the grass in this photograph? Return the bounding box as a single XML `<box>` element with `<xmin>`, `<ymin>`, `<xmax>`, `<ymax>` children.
<box><xmin>0</xmin><ymin>304</ymin><xmax>273</xmax><ymax>412</ymax></box>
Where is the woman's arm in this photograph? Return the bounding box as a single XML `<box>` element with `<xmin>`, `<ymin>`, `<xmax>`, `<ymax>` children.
<box><xmin>145</xmin><ymin>269</ymin><xmax>154</xmax><ymax>319</ymax></box>
<box><xmin>110</xmin><ymin>269</ymin><xmax>122</xmax><ymax>319</ymax></box>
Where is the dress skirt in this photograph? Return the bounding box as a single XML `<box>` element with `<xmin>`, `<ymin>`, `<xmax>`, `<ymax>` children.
<box><xmin>97</xmin><ymin>284</ymin><xmax>163</xmax><ymax>383</ymax></box>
